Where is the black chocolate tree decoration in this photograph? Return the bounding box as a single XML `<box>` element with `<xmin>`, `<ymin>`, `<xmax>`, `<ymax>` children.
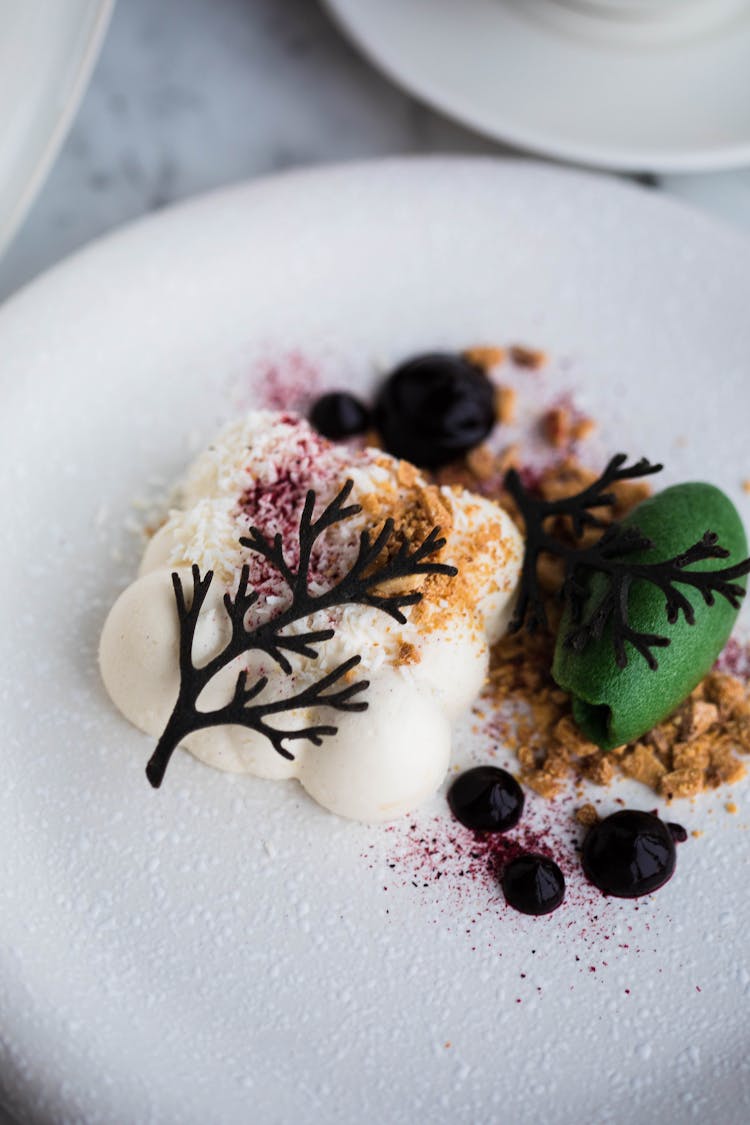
<box><xmin>146</xmin><ymin>480</ymin><xmax>457</xmax><ymax>787</ymax></box>
<box><xmin>505</xmin><ymin>453</ymin><xmax>750</xmax><ymax>669</ymax></box>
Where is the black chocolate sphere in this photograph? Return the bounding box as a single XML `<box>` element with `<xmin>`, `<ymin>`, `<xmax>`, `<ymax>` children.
<box><xmin>447</xmin><ymin>766</ymin><xmax>524</xmax><ymax>832</ymax></box>
<box><xmin>582</xmin><ymin>810</ymin><xmax>676</xmax><ymax>898</ymax></box>
<box><xmin>310</xmin><ymin>392</ymin><xmax>371</xmax><ymax>440</ymax></box>
<box><xmin>502</xmin><ymin>854</ymin><xmax>566</xmax><ymax>916</ymax></box>
<box><xmin>374</xmin><ymin>353</ymin><xmax>495</xmax><ymax>468</ymax></box>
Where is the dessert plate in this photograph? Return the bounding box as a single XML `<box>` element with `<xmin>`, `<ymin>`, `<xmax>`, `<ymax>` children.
<box><xmin>322</xmin><ymin>0</ymin><xmax>750</xmax><ymax>172</ymax></box>
<box><xmin>0</xmin><ymin>0</ymin><xmax>114</xmax><ymax>257</ymax></box>
<box><xmin>2</xmin><ymin>158</ymin><xmax>750</xmax><ymax>1124</ymax></box>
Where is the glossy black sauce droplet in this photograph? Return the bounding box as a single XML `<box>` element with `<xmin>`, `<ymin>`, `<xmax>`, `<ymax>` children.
<box><xmin>582</xmin><ymin>810</ymin><xmax>677</xmax><ymax>898</ymax></box>
<box><xmin>502</xmin><ymin>854</ymin><xmax>566</xmax><ymax>916</ymax></box>
<box><xmin>447</xmin><ymin>766</ymin><xmax>524</xmax><ymax>832</ymax></box>
<box><xmin>374</xmin><ymin>353</ymin><xmax>495</xmax><ymax>468</ymax></box>
<box><xmin>667</xmin><ymin>822</ymin><xmax>688</xmax><ymax>844</ymax></box>
<box><xmin>309</xmin><ymin>391</ymin><xmax>371</xmax><ymax>440</ymax></box>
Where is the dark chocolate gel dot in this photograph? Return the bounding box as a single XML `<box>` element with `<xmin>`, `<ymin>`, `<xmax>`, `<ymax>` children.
<box><xmin>374</xmin><ymin>353</ymin><xmax>495</xmax><ymax>468</ymax></box>
<box><xmin>310</xmin><ymin>392</ymin><xmax>371</xmax><ymax>439</ymax></box>
<box><xmin>502</xmin><ymin>854</ymin><xmax>566</xmax><ymax>916</ymax></box>
<box><xmin>582</xmin><ymin>810</ymin><xmax>676</xmax><ymax>898</ymax></box>
<box><xmin>447</xmin><ymin>766</ymin><xmax>524</xmax><ymax>832</ymax></box>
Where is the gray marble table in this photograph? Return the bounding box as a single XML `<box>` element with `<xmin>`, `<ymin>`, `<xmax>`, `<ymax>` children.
<box><xmin>2</xmin><ymin>0</ymin><xmax>750</xmax><ymax>305</ymax></box>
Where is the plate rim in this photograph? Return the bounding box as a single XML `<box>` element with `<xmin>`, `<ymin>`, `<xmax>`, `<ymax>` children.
<box><xmin>1</xmin><ymin>152</ymin><xmax>749</xmax><ymax>329</ymax></box>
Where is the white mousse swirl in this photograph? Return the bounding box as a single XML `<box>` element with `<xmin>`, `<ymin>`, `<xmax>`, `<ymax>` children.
<box><xmin>100</xmin><ymin>411</ymin><xmax>523</xmax><ymax>821</ymax></box>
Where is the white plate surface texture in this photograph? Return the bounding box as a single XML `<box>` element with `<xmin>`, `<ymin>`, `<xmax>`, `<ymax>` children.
<box><xmin>323</xmin><ymin>0</ymin><xmax>750</xmax><ymax>172</ymax></box>
<box><xmin>0</xmin><ymin>0</ymin><xmax>113</xmax><ymax>257</ymax></box>
<box><xmin>1</xmin><ymin>159</ymin><xmax>750</xmax><ymax>1124</ymax></box>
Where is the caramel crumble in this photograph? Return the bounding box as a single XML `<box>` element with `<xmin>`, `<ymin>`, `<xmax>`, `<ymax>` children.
<box><xmin>359</xmin><ymin>455</ymin><xmax>519</xmax><ymax>667</ymax></box>
<box><xmin>494</xmin><ymin>385</ymin><xmax>518</xmax><ymax>425</ymax></box>
<box><xmin>510</xmin><ymin>345</ymin><xmax>547</xmax><ymax>369</ymax></box>
<box><xmin>575</xmin><ymin>803</ymin><xmax>600</xmax><ymax>827</ymax></box>
<box><xmin>463</xmin><ymin>345</ymin><xmax>506</xmax><ymax>370</ymax></box>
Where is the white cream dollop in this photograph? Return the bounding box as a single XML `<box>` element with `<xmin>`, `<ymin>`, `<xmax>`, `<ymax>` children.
<box><xmin>100</xmin><ymin>411</ymin><xmax>523</xmax><ymax>821</ymax></box>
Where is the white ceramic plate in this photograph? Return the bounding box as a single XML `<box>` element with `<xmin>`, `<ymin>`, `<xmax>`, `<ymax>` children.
<box><xmin>0</xmin><ymin>0</ymin><xmax>113</xmax><ymax>257</ymax></box>
<box><xmin>322</xmin><ymin>0</ymin><xmax>750</xmax><ymax>172</ymax></box>
<box><xmin>2</xmin><ymin>159</ymin><xmax>750</xmax><ymax>1124</ymax></box>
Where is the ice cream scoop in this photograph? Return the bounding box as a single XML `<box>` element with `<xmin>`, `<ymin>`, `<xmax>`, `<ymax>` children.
<box><xmin>552</xmin><ymin>482</ymin><xmax>748</xmax><ymax>750</ymax></box>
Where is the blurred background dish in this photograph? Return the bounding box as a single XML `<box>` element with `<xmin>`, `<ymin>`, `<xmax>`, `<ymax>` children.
<box><xmin>0</xmin><ymin>0</ymin><xmax>113</xmax><ymax>256</ymax></box>
<box><xmin>322</xmin><ymin>0</ymin><xmax>750</xmax><ymax>172</ymax></box>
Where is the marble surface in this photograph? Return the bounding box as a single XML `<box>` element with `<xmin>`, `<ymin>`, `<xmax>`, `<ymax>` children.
<box><xmin>1</xmin><ymin>0</ymin><xmax>750</xmax><ymax>305</ymax></box>
<box><xmin>0</xmin><ymin>0</ymin><xmax>502</xmax><ymax>302</ymax></box>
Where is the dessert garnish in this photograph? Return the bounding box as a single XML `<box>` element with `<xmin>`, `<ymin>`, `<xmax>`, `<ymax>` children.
<box><xmin>581</xmin><ymin>810</ymin><xmax>677</xmax><ymax>898</ymax></box>
<box><xmin>506</xmin><ymin>455</ymin><xmax>750</xmax><ymax>749</ymax></box>
<box><xmin>446</xmin><ymin>766</ymin><xmax>565</xmax><ymax>915</ymax></box>
<box><xmin>507</xmin><ymin>454</ymin><xmax>749</xmax><ymax>658</ymax></box>
<box><xmin>373</xmin><ymin>353</ymin><xmax>495</xmax><ymax>468</ymax></box>
<box><xmin>446</xmin><ymin>767</ymin><xmax>682</xmax><ymax>912</ymax></box>
<box><xmin>501</xmin><ymin>854</ymin><xmax>566</xmax><ymax>916</ymax></box>
<box><xmin>309</xmin><ymin>391</ymin><xmax>371</xmax><ymax>440</ymax></box>
<box><xmin>447</xmin><ymin>765</ymin><xmax>524</xmax><ymax>832</ymax></box>
<box><xmin>145</xmin><ymin>479</ymin><xmax>458</xmax><ymax>788</ymax></box>
<box><xmin>505</xmin><ymin>452</ymin><xmax>664</xmax><ymax>637</ymax></box>
<box><xmin>560</xmin><ymin>486</ymin><xmax>750</xmax><ymax>670</ymax></box>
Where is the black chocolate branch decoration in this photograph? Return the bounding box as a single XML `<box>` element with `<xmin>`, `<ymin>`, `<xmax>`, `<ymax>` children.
<box><xmin>146</xmin><ymin>479</ymin><xmax>457</xmax><ymax>788</ymax></box>
<box><xmin>506</xmin><ymin>454</ymin><xmax>750</xmax><ymax>669</ymax></box>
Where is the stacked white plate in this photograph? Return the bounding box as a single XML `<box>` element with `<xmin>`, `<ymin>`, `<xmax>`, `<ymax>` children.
<box><xmin>0</xmin><ymin>0</ymin><xmax>113</xmax><ymax>256</ymax></box>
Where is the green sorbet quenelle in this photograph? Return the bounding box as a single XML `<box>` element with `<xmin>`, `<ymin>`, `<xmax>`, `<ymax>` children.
<box><xmin>552</xmin><ymin>482</ymin><xmax>748</xmax><ymax>750</ymax></box>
